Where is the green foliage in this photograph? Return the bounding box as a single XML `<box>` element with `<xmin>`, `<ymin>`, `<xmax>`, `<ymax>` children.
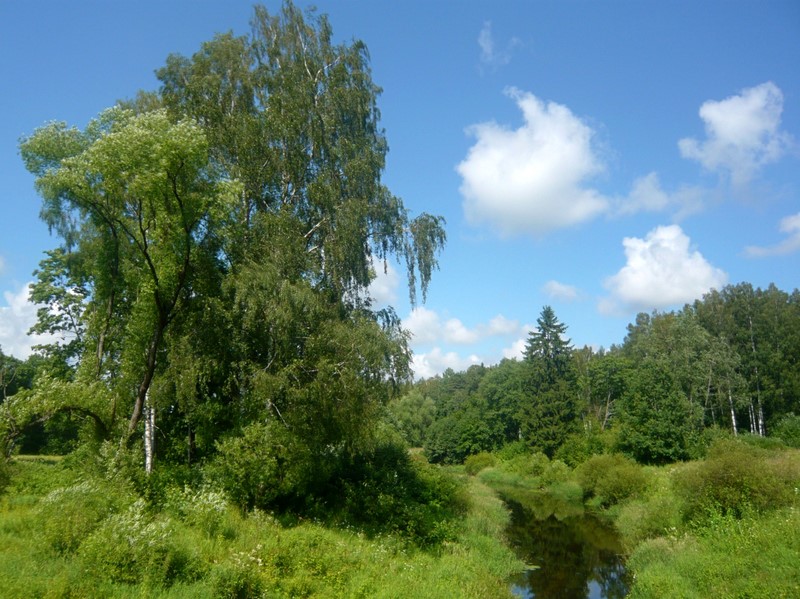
<box><xmin>386</xmin><ymin>390</ymin><xmax>436</xmax><ymax>447</ymax></box>
<box><xmin>0</xmin><ymin>459</ymin><xmax>9</xmax><ymax>496</ymax></box>
<box><xmin>616</xmin><ymin>361</ymin><xmax>703</xmax><ymax>464</ymax></box>
<box><xmin>333</xmin><ymin>443</ymin><xmax>467</xmax><ymax>547</ymax></box>
<box><xmin>628</xmin><ymin>507</ymin><xmax>800</xmax><ymax>599</ymax></box>
<box><xmin>464</xmin><ymin>451</ymin><xmax>496</xmax><ymax>475</ymax></box>
<box><xmin>35</xmin><ymin>479</ymin><xmax>134</xmax><ymax>554</ymax></box>
<box><xmin>165</xmin><ymin>486</ymin><xmax>236</xmax><ymax>540</ymax></box>
<box><xmin>0</xmin><ymin>457</ymin><xmax>520</xmax><ymax>598</ymax></box>
<box><xmin>205</xmin><ymin>422</ymin><xmax>314</xmax><ymax>510</ymax></box>
<box><xmin>674</xmin><ymin>438</ymin><xmax>797</xmax><ymax>520</ymax></box>
<box><xmin>576</xmin><ymin>453</ymin><xmax>649</xmax><ymax>507</ymax></box>
<box><xmin>520</xmin><ymin>379</ymin><xmax>580</xmax><ymax>458</ymax></box>
<box><xmin>79</xmin><ymin>499</ymin><xmax>201</xmax><ymax>586</ymax></box>
<box><xmin>773</xmin><ymin>413</ymin><xmax>800</xmax><ymax>448</ymax></box>
<box><xmin>424</xmin><ymin>398</ymin><xmax>502</xmax><ymax>464</ymax></box>
<box><xmin>554</xmin><ymin>421</ymin><xmax>610</xmax><ymax>467</ymax></box>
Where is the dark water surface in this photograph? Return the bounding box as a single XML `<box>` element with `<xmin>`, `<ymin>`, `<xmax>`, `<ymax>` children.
<box><xmin>506</xmin><ymin>500</ymin><xmax>629</xmax><ymax>599</ymax></box>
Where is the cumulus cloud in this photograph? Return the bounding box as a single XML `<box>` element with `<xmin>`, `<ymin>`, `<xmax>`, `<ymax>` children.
<box><xmin>411</xmin><ymin>348</ymin><xmax>482</xmax><ymax>380</ymax></box>
<box><xmin>368</xmin><ymin>258</ymin><xmax>399</xmax><ymax>306</ymax></box>
<box><xmin>403</xmin><ymin>308</ymin><xmax>530</xmax><ymax>378</ymax></box>
<box><xmin>678</xmin><ymin>82</ymin><xmax>792</xmax><ymax>187</ymax></box>
<box><xmin>602</xmin><ymin>225</ymin><xmax>727</xmax><ymax>313</ymax></box>
<box><xmin>0</xmin><ymin>283</ymin><xmax>58</xmax><ymax>359</ymax></box>
<box><xmin>745</xmin><ymin>212</ymin><xmax>800</xmax><ymax>257</ymax></box>
<box><xmin>404</xmin><ymin>307</ymin><xmax>521</xmax><ymax>347</ymax></box>
<box><xmin>457</xmin><ymin>88</ymin><xmax>609</xmax><ymax>237</ymax></box>
<box><xmin>543</xmin><ymin>280</ymin><xmax>580</xmax><ymax>301</ymax></box>
<box><xmin>616</xmin><ymin>172</ymin><xmax>710</xmax><ymax>220</ymax></box>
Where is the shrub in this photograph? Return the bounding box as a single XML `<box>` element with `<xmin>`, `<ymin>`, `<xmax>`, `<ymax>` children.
<box><xmin>673</xmin><ymin>439</ymin><xmax>794</xmax><ymax>520</ymax></box>
<box><xmin>615</xmin><ymin>494</ymin><xmax>682</xmax><ymax>548</ymax></box>
<box><xmin>0</xmin><ymin>459</ymin><xmax>9</xmax><ymax>496</ymax></box>
<box><xmin>577</xmin><ymin>453</ymin><xmax>649</xmax><ymax>507</ymax></box>
<box><xmin>464</xmin><ymin>451</ymin><xmax>496</xmax><ymax>475</ymax></box>
<box><xmin>36</xmin><ymin>479</ymin><xmax>133</xmax><ymax>554</ymax></box>
<box><xmin>211</xmin><ymin>560</ymin><xmax>264</xmax><ymax>599</ymax></box>
<box><xmin>500</xmin><ymin>450</ymin><xmax>550</xmax><ymax>477</ymax></box>
<box><xmin>166</xmin><ymin>485</ymin><xmax>236</xmax><ymax>539</ymax></box>
<box><xmin>772</xmin><ymin>414</ymin><xmax>800</xmax><ymax>448</ymax></box>
<box><xmin>335</xmin><ymin>443</ymin><xmax>466</xmax><ymax>547</ymax></box>
<box><xmin>79</xmin><ymin>498</ymin><xmax>201</xmax><ymax>586</ymax></box>
<box><xmin>205</xmin><ymin>422</ymin><xmax>314</xmax><ymax>510</ymax></box>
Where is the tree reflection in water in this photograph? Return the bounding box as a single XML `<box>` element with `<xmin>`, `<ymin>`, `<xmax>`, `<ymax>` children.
<box><xmin>506</xmin><ymin>500</ymin><xmax>630</xmax><ymax>599</ymax></box>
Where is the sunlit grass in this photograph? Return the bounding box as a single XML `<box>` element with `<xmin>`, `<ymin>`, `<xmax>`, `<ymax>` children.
<box><xmin>0</xmin><ymin>459</ymin><xmax>521</xmax><ymax>598</ymax></box>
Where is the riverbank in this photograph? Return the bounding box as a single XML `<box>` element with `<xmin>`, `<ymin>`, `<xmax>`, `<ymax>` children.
<box><xmin>471</xmin><ymin>438</ymin><xmax>800</xmax><ymax>598</ymax></box>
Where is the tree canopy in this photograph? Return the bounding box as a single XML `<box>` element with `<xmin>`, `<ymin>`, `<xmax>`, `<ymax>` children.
<box><xmin>11</xmin><ymin>2</ymin><xmax>446</xmax><ymax>492</ymax></box>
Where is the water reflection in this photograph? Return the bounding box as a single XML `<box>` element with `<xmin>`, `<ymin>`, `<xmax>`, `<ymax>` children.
<box><xmin>506</xmin><ymin>500</ymin><xmax>629</xmax><ymax>599</ymax></box>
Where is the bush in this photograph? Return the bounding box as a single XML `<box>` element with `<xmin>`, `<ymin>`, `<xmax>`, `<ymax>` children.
<box><xmin>772</xmin><ymin>414</ymin><xmax>800</xmax><ymax>448</ymax></box>
<box><xmin>205</xmin><ymin>422</ymin><xmax>314</xmax><ymax>510</ymax></box>
<box><xmin>36</xmin><ymin>479</ymin><xmax>133</xmax><ymax>554</ymax></box>
<box><xmin>500</xmin><ymin>450</ymin><xmax>550</xmax><ymax>477</ymax></box>
<box><xmin>615</xmin><ymin>494</ymin><xmax>682</xmax><ymax>548</ymax></box>
<box><xmin>577</xmin><ymin>453</ymin><xmax>649</xmax><ymax>507</ymax></box>
<box><xmin>166</xmin><ymin>485</ymin><xmax>237</xmax><ymax>540</ymax></box>
<box><xmin>464</xmin><ymin>451</ymin><xmax>496</xmax><ymax>475</ymax></box>
<box><xmin>335</xmin><ymin>443</ymin><xmax>466</xmax><ymax>547</ymax></box>
<box><xmin>674</xmin><ymin>439</ymin><xmax>794</xmax><ymax>520</ymax></box>
<box><xmin>78</xmin><ymin>498</ymin><xmax>201</xmax><ymax>586</ymax></box>
<box><xmin>0</xmin><ymin>459</ymin><xmax>9</xmax><ymax>496</ymax></box>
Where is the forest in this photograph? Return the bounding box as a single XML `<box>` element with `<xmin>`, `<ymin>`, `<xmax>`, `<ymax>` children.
<box><xmin>1</xmin><ymin>2</ymin><xmax>799</xmax><ymax>597</ymax></box>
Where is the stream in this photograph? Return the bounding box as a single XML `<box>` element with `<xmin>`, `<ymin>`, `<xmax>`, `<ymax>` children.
<box><xmin>505</xmin><ymin>499</ymin><xmax>630</xmax><ymax>599</ymax></box>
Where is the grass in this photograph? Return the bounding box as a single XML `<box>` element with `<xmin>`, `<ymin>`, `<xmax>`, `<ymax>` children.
<box><xmin>0</xmin><ymin>458</ymin><xmax>522</xmax><ymax>598</ymax></box>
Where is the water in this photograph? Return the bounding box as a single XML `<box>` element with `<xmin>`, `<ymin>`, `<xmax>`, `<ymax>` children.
<box><xmin>506</xmin><ymin>500</ymin><xmax>630</xmax><ymax>599</ymax></box>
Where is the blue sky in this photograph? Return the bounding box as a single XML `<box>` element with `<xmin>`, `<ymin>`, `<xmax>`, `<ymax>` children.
<box><xmin>1</xmin><ymin>1</ymin><xmax>798</xmax><ymax>378</ymax></box>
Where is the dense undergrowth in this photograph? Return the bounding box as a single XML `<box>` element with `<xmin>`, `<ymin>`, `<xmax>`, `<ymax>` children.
<box><xmin>0</xmin><ymin>448</ymin><xmax>522</xmax><ymax>598</ymax></box>
<box><xmin>469</xmin><ymin>436</ymin><xmax>800</xmax><ymax>598</ymax></box>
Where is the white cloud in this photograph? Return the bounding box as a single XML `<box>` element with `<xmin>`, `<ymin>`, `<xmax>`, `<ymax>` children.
<box><xmin>477</xmin><ymin>21</ymin><xmax>519</xmax><ymax>70</ymax></box>
<box><xmin>368</xmin><ymin>258</ymin><xmax>399</xmax><ymax>306</ymax></box>
<box><xmin>0</xmin><ymin>256</ymin><xmax>6</xmax><ymax>275</ymax></box>
<box><xmin>679</xmin><ymin>82</ymin><xmax>792</xmax><ymax>187</ymax></box>
<box><xmin>457</xmin><ymin>88</ymin><xmax>609</xmax><ymax>237</ymax></box>
<box><xmin>745</xmin><ymin>212</ymin><xmax>800</xmax><ymax>257</ymax></box>
<box><xmin>602</xmin><ymin>225</ymin><xmax>727</xmax><ymax>313</ymax></box>
<box><xmin>617</xmin><ymin>172</ymin><xmax>709</xmax><ymax>219</ymax></box>
<box><xmin>502</xmin><ymin>337</ymin><xmax>528</xmax><ymax>361</ymax></box>
<box><xmin>0</xmin><ymin>283</ymin><xmax>58</xmax><ymax>359</ymax></box>
<box><xmin>412</xmin><ymin>348</ymin><xmax>483</xmax><ymax>380</ymax></box>
<box><xmin>543</xmin><ymin>280</ymin><xmax>579</xmax><ymax>301</ymax></box>
<box><xmin>404</xmin><ymin>307</ymin><xmax>521</xmax><ymax>347</ymax></box>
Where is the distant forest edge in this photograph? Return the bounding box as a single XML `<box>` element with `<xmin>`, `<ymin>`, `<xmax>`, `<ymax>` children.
<box><xmin>390</xmin><ymin>282</ymin><xmax>800</xmax><ymax>466</ymax></box>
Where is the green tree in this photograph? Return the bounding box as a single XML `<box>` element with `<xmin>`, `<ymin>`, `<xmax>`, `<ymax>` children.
<box><xmin>616</xmin><ymin>361</ymin><xmax>702</xmax><ymax>464</ymax></box>
<box><xmin>387</xmin><ymin>390</ymin><xmax>436</xmax><ymax>447</ymax></box>
<box><xmin>18</xmin><ymin>2</ymin><xmax>446</xmax><ymax>486</ymax></box>
<box><xmin>21</xmin><ymin>109</ymin><xmax>226</xmax><ymax>448</ymax></box>
<box><xmin>521</xmin><ymin>306</ymin><xmax>578</xmax><ymax>456</ymax></box>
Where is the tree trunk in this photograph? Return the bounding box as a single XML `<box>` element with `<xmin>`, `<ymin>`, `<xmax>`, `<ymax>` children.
<box><xmin>144</xmin><ymin>389</ymin><xmax>155</xmax><ymax>475</ymax></box>
<box><xmin>728</xmin><ymin>388</ymin><xmax>738</xmax><ymax>436</ymax></box>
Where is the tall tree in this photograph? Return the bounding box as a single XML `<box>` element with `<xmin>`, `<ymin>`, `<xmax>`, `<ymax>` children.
<box><xmin>521</xmin><ymin>306</ymin><xmax>578</xmax><ymax>456</ymax></box>
<box><xmin>20</xmin><ymin>109</ymin><xmax>226</xmax><ymax>448</ymax></box>
<box><xmin>17</xmin><ymin>2</ymin><xmax>446</xmax><ymax>481</ymax></box>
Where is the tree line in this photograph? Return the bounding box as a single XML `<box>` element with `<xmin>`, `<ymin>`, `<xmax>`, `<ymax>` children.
<box><xmin>390</xmin><ymin>283</ymin><xmax>800</xmax><ymax>465</ymax></box>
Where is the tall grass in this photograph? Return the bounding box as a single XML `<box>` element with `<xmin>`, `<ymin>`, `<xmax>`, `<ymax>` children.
<box><xmin>0</xmin><ymin>456</ymin><xmax>522</xmax><ymax>598</ymax></box>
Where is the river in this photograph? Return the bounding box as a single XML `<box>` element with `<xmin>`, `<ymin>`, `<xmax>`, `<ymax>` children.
<box><xmin>505</xmin><ymin>499</ymin><xmax>630</xmax><ymax>599</ymax></box>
